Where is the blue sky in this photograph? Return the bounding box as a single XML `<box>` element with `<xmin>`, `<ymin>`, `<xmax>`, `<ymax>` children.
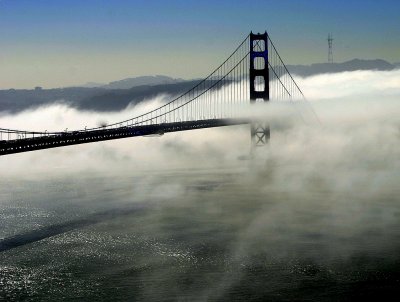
<box><xmin>1</xmin><ymin>0</ymin><xmax>399</xmax><ymax>88</ymax></box>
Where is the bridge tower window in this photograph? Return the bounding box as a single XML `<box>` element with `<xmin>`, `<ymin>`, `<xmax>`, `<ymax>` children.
<box><xmin>254</xmin><ymin>76</ymin><xmax>265</xmax><ymax>92</ymax></box>
<box><xmin>254</xmin><ymin>57</ymin><xmax>265</xmax><ymax>70</ymax></box>
<box><xmin>252</xmin><ymin>40</ymin><xmax>265</xmax><ymax>52</ymax></box>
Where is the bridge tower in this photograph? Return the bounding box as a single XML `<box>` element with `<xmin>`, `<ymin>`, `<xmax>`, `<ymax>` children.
<box><xmin>327</xmin><ymin>33</ymin><xmax>333</xmax><ymax>63</ymax></box>
<box><xmin>250</xmin><ymin>31</ymin><xmax>270</xmax><ymax>147</ymax></box>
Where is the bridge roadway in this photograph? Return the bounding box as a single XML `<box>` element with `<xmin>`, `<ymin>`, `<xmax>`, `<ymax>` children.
<box><xmin>0</xmin><ymin>119</ymin><xmax>249</xmax><ymax>156</ymax></box>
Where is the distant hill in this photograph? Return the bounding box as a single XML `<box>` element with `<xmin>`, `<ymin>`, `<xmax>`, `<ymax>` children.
<box><xmin>81</xmin><ymin>82</ymin><xmax>105</xmax><ymax>88</ymax></box>
<box><xmin>101</xmin><ymin>75</ymin><xmax>185</xmax><ymax>89</ymax></box>
<box><xmin>0</xmin><ymin>81</ymin><xmax>201</xmax><ymax>113</ymax></box>
<box><xmin>287</xmin><ymin>59</ymin><xmax>395</xmax><ymax>77</ymax></box>
<box><xmin>0</xmin><ymin>87</ymin><xmax>106</xmax><ymax>113</ymax></box>
<box><xmin>77</xmin><ymin>80</ymin><xmax>202</xmax><ymax>111</ymax></box>
<box><xmin>1</xmin><ymin>60</ymin><xmax>398</xmax><ymax>114</ymax></box>
<box><xmin>79</xmin><ymin>75</ymin><xmax>186</xmax><ymax>89</ymax></box>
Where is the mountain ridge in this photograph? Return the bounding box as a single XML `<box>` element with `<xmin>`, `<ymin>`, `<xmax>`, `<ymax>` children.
<box><xmin>1</xmin><ymin>59</ymin><xmax>398</xmax><ymax>114</ymax></box>
<box><xmin>81</xmin><ymin>75</ymin><xmax>186</xmax><ymax>89</ymax></box>
<box><xmin>286</xmin><ymin>58</ymin><xmax>395</xmax><ymax>77</ymax></box>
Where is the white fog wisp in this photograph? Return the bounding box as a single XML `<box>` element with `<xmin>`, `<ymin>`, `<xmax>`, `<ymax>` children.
<box><xmin>0</xmin><ymin>69</ymin><xmax>398</xmax><ymax>183</ymax></box>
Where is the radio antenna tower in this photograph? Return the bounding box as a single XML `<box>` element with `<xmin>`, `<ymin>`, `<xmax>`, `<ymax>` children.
<box><xmin>327</xmin><ymin>33</ymin><xmax>333</xmax><ymax>63</ymax></box>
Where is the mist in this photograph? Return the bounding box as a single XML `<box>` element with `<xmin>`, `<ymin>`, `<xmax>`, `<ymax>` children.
<box><xmin>0</xmin><ymin>70</ymin><xmax>399</xmax><ymax>179</ymax></box>
<box><xmin>1</xmin><ymin>70</ymin><xmax>399</xmax><ymax>300</ymax></box>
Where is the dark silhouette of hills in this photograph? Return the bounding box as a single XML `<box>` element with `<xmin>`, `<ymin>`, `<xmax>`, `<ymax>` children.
<box><xmin>1</xmin><ymin>59</ymin><xmax>398</xmax><ymax>114</ymax></box>
<box><xmin>78</xmin><ymin>80</ymin><xmax>201</xmax><ymax>111</ymax></box>
<box><xmin>81</xmin><ymin>82</ymin><xmax>105</xmax><ymax>88</ymax></box>
<box><xmin>286</xmin><ymin>59</ymin><xmax>395</xmax><ymax>77</ymax></box>
<box><xmin>0</xmin><ymin>87</ymin><xmax>106</xmax><ymax>113</ymax></box>
<box><xmin>101</xmin><ymin>75</ymin><xmax>185</xmax><ymax>89</ymax></box>
<box><xmin>0</xmin><ymin>80</ymin><xmax>201</xmax><ymax>114</ymax></box>
<box><xmin>80</xmin><ymin>75</ymin><xmax>185</xmax><ymax>89</ymax></box>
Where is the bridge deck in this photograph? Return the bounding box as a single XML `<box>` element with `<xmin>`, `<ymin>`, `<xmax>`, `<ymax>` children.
<box><xmin>0</xmin><ymin>119</ymin><xmax>249</xmax><ymax>156</ymax></box>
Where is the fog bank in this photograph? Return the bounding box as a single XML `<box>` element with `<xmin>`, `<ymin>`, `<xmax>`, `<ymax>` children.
<box><xmin>0</xmin><ymin>69</ymin><xmax>398</xmax><ymax>184</ymax></box>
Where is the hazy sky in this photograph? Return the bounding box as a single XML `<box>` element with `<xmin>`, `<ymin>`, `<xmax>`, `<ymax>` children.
<box><xmin>1</xmin><ymin>0</ymin><xmax>399</xmax><ymax>89</ymax></box>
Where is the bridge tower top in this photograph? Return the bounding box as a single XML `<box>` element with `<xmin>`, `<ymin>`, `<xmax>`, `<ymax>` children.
<box><xmin>249</xmin><ymin>32</ymin><xmax>270</xmax><ymax>102</ymax></box>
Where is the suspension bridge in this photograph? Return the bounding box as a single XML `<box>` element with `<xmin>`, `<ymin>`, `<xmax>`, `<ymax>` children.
<box><xmin>0</xmin><ymin>32</ymin><xmax>305</xmax><ymax>156</ymax></box>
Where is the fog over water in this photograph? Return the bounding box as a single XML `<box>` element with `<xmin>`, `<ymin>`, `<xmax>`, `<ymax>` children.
<box><xmin>0</xmin><ymin>70</ymin><xmax>399</xmax><ymax>301</ymax></box>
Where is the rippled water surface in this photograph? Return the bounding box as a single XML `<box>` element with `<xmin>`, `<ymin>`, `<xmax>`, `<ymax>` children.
<box><xmin>1</xmin><ymin>165</ymin><xmax>400</xmax><ymax>301</ymax></box>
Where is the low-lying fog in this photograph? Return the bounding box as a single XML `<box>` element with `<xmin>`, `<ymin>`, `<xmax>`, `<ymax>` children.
<box><xmin>0</xmin><ymin>69</ymin><xmax>399</xmax><ymax>178</ymax></box>
<box><xmin>0</xmin><ymin>70</ymin><xmax>399</xmax><ymax>300</ymax></box>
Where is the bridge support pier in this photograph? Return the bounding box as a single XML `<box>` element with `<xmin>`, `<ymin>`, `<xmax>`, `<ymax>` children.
<box><xmin>251</xmin><ymin>122</ymin><xmax>270</xmax><ymax>146</ymax></box>
<box><xmin>250</xmin><ymin>31</ymin><xmax>270</xmax><ymax>148</ymax></box>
